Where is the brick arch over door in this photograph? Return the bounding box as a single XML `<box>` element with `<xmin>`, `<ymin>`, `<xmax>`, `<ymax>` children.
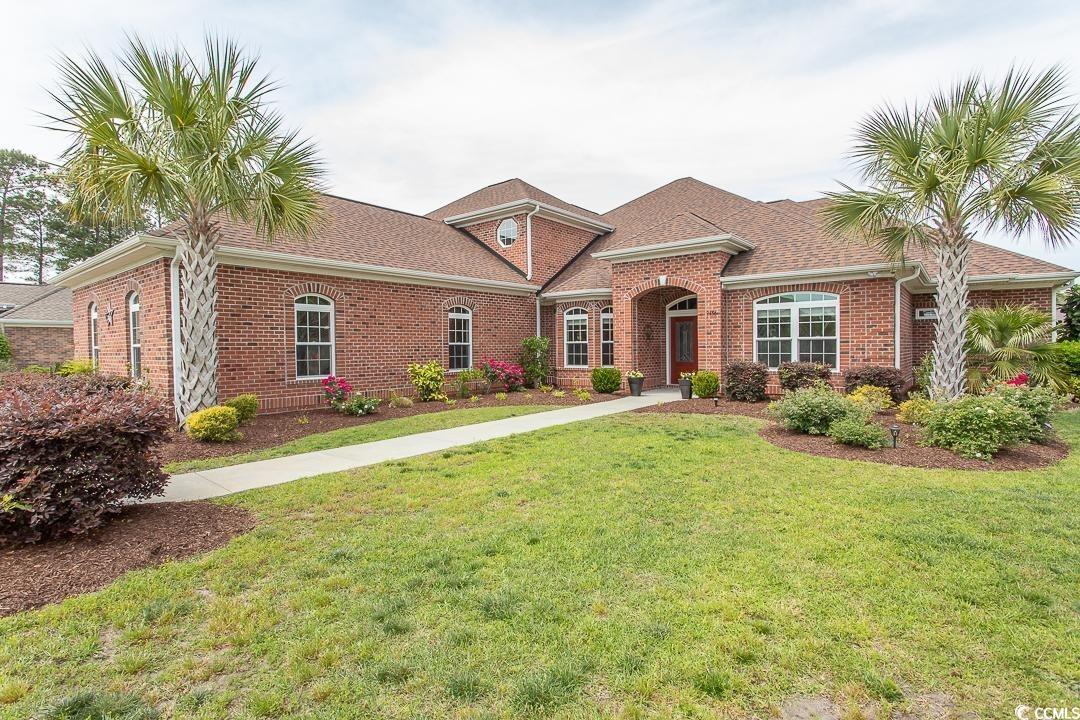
<box><xmin>622</xmin><ymin>275</ymin><xmax>707</xmax><ymax>301</ymax></box>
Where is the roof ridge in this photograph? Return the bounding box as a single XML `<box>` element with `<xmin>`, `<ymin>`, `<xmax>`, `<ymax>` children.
<box><xmin>319</xmin><ymin>191</ymin><xmax>442</xmax><ymax>223</ymax></box>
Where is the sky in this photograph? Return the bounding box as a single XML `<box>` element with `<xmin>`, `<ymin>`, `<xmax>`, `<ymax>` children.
<box><xmin>4</xmin><ymin>0</ymin><xmax>1080</xmax><ymax>273</ymax></box>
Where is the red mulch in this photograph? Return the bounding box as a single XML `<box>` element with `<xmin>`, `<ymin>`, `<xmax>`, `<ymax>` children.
<box><xmin>159</xmin><ymin>390</ymin><xmax>614</xmax><ymax>466</ymax></box>
<box><xmin>637</xmin><ymin>397</ymin><xmax>1070</xmax><ymax>471</ymax></box>
<box><xmin>0</xmin><ymin>502</ymin><xmax>255</xmax><ymax>617</ymax></box>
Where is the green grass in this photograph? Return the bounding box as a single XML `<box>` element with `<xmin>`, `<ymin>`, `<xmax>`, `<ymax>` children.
<box><xmin>165</xmin><ymin>405</ymin><xmax>554</xmax><ymax>473</ymax></box>
<box><xmin>2</xmin><ymin>412</ymin><xmax>1078</xmax><ymax>719</ymax></box>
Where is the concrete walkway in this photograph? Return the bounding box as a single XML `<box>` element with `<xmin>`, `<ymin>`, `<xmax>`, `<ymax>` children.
<box><xmin>156</xmin><ymin>388</ymin><xmax>681</xmax><ymax>502</ymax></box>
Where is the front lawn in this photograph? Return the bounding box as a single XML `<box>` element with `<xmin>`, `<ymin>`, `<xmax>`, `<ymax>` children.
<box><xmin>1</xmin><ymin>412</ymin><xmax>1076</xmax><ymax>718</ymax></box>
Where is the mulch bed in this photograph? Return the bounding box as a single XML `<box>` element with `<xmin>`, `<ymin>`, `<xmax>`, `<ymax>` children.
<box><xmin>0</xmin><ymin>502</ymin><xmax>255</xmax><ymax>617</ymax></box>
<box><xmin>638</xmin><ymin>397</ymin><xmax>1070</xmax><ymax>471</ymax></box>
<box><xmin>159</xmin><ymin>390</ymin><xmax>615</xmax><ymax>466</ymax></box>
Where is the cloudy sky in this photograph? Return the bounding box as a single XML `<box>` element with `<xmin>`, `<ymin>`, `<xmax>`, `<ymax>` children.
<box><xmin>4</xmin><ymin>0</ymin><xmax>1080</xmax><ymax>270</ymax></box>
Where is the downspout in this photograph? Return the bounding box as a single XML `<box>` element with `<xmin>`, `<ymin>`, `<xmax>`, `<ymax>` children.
<box><xmin>170</xmin><ymin>253</ymin><xmax>183</xmax><ymax>424</ymax></box>
<box><xmin>525</xmin><ymin>203</ymin><xmax>540</xmax><ymax>281</ymax></box>
<box><xmin>894</xmin><ymin>267</ymin><xmax>921</xmax><ymax>369</ymax></box>
<box><xmin>535</xmin><ymin>296</ymin><xmax>541</xmax><ymax>337</ymax></box>
<box><xmin>1051</xmin><ymin>285</ymin><xmax>1059</xmax><ymax>341</ymax></box>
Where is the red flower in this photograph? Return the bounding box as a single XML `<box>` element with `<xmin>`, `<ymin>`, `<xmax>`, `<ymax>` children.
<box><xmin>1006</xmin><ymin>373</ymin><xmax>1029</xmax><ymax>386</ymax></box>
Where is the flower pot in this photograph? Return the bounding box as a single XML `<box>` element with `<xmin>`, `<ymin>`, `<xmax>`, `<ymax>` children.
<box><xmin>628</xmin><ymin>377</ymin><xmax>644</xmax><ymax>396</ymax></box>
<box><xmin>679</xmin><ymin>378</ymin><xmax>693</xmax><ymax>399</ymax></box>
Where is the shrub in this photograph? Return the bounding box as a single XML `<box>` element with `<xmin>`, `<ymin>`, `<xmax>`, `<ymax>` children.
<box><xmin>23</xmin><ymin>364</ymin><xmax>51</xmax><ymax>374</ymax></box>
<box><xmin>407</xmin><ymin>361</ymin><xmax>446</xmax><ymax>401</ymax></box>
<box><xmin>849</xmin><ymin>384</ymin><xmax>894</xmax><ymax>412</ymax></box>
<box><xmin>483</xmin><ymin>359</ymin><xmax>525</xmax><ymax>391</ymax></box>
<box><xmin>453</xmin><ymin>367</ymin><xmax>488</xmax><ymax>398</ymax></box>
<box><xmin>827</xmin><ymin>415</ymin><xmax>888</xmax><ymax>449</ymax></box>
<box><xmin>520</xmin><ymin>336</ymin><xmax>551</xmax><ymax>388</ymax></box>
<box><xmin>224</xmin><ymin>393</ymin><xmax>258</xmax><ymax>424</ymax></box>
<box><xmin>1059</xmin><ymin>340</ymin><xmax>1080</xmax><ymax>376</ymax></box>
<box><xmin>724</xmin><ymin>362</ymin><xmax>767</xmax><ymax>402</ymax></box>
<box><xmin>321</xmin><ymin>375</ymin><xmax>353</xmax><ymax>409</ymax></box>
<box><xmin>56</xmin><ymin>358</ymin><xmax>95</xmax><ymax>376</ymax></box>
<box><xmin>777</xmin><ymin>362</ymin><xmax>831</xmax><ymax>391</ymax></box>
<box><xmin>389</xmin><ymin>393</ymin><xmax>413</xmax><ymax>408</ymax></box>
<box><xmin>342</xmin><ymin>395</ymin><xmax>381</xmax><ymax>416</ymax></box>
<box><xmin>0</xmin><ymin>373</ymin><xmax>170</xmax><ymax>544</ymax></box>
<box><xmin>767</xmin><ymin>383</ymin><xmax>867</xmax><ymax>435</ymax></box>
<box><xmin>914</xmin><ymin>353</ymin><xmax>935</xmax><ymax>392</ymax></box>
<box><xmin>591</xmin><ymin>367</ymin><xmax>621</xmax><ymax>394</ymax></box>
<box><xmin>989</xmin><ymin>383</ymin><xmax>1061</xmax><ymax>443</ymax></box>
<box><xmin>691</xmin><ymin>370</ymin><xmax>720</xmax><ymax>398</ymax></box>
<box><xmin>551</xmin><ymin>390</ymin><xmax>566</xmax><ymax>398</ymax></box>
<box><xmin>922</xmin><ymin>394</ymin><xmax>1033</xmax><ymax>459</ymax></box>
<box><xmin>896</xmin><ymin>396</ymin><xmax>935</xmax><ymax>425</ymax></box>
<box><xmin>844</xmin><ymin>365</ymin><xmax>903</xmax><ymax>398</ymax></box>
<box><xmin>469</xmin><ymin>395</ymin><xmax>480</xmax><ymax>403</ymax></box>
<box><xmin>574</xmin><ymin>388</ymin><xmax>592</xmax><ymax>402</ymax></box>
<box><xmin>494</xmin><ymin>392</ymin><xmax>508</xmax><ymax>401</ymax></box>
<box><xmin>185</xmin><ymin>405</ymin><xmax>241</xmax><ymax>442</ymax></box>
<box><xmin>0</xmin><ymin>333</ymin><xmax>9</xmax><ymax>361</ymax></box>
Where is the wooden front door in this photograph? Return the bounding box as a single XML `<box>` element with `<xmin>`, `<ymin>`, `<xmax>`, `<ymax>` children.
<box><xmin>669</xmin><ymin>316</ymin><xmax>698</xmax><ymax>383</ymax></box>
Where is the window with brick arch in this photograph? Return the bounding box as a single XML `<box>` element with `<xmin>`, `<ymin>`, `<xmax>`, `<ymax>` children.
<box><xmin>600</xmin><ymin>306</ymin><xmax>614</xmax><ymax>366</ymax></box>
<box><xmin>127</xmin><ymin>293</ymin><xmax>141</xmax><ymax>379</ymax></box>
<box><xmin>294</xmin><ymin>294</ymin><xmax>335</xmax><ymax>379</ymax></box>
<box><xmin>448</xmin><ymin>306</ymin><xmax>472</xmax><ymax>370</ymax></box>
<box><xmin>89</xmin><ymin>303</ymin><xmax>100</xmax><ymax>369</ymax></box>
<box><xmin>564</xmin><ymin>307</ymin><xmax>588</xmax><ymax>368</ymax></box>
<box><xmin>753</xmin><ymin>292</ymin><xmax>839</xmax><ymax>370</ymax></box>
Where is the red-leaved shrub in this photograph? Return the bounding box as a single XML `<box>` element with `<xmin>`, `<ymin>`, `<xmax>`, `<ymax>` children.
<box><xmin>724</xmin><ymin>361</ymin><xmax>768</xmax><ymax>402</ymax></box>
<box><xmin>0</xmin><ymin>373</ymin><xmax>171</xmax><ymax>544</ymax></box>
<box><xmin>843</xmin><ymin>365</ymin><xmax>904</xmax><ymax>399</ymax></box>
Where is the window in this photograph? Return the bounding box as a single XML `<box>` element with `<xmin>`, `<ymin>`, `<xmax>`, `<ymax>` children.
<box><xmin>669</xmin><ymin>296</ymin><xmax>697</xmax><ymax>312</ymax></box>
<box><xmin>295</xmin><ymin>294</ymin><xmax>334</xmax><ymax>379</ymax></box>
<box><xmin>497</xmin><ymin>218</ymin><xmax>518</xmax><ymax>247</ymax></box>
<box><xmin>564</xmin><ymin>307</ymin><xmax>588</xmax><ymax>367</ymax></box>
<box><xmin>128</xmin><ymin>293</ymin><xmax>141</xmax><ymax>378</ymax></box>
<box><xmin>89</xmin><ymin>303</ymin><xmax>100</xmax><ymax>369</ymax></box>
<box><xmin>600</xmin><ymin>306</ymin><xmax>614</xmax><ymax>366</ymax></box>
<box><xmin>753</xmin><ymin>292</ymin><xmax>839</xmax><ymax>370</ymax></box>
<box><xmin>448</xmin><ymin>306</ymin><xmax>472</xmax><ymax>370</ymax></box>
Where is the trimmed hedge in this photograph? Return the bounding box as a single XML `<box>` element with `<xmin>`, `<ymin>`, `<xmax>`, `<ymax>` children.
<box><xmin>1060</xmin><ymin>340</ymin><xmax>1080</xmax><ymax>376</ymax></box>
<box><xmin>591</xmin><ymin>367</ymin><xmax>622</xmax><ymax>394</ymax></box>
<box><xmin>691</xmin><ymin>370</ymin><xmax>720</xmax><ymax>398</ymax></box>
<box><xmin>725</xmin><ymin>362</ymin><xmax>767</xmax><ymax>402</ymax></box>
<box><xmin>186</xmin><ymin>406</ymin><xmax>241</xmax><ymax>442</ymax></box>
<box><xmin>224</xmin><ymin>394</ymin><xmax>259</xmax><ymax>424</ymax></box>
<box><xmin>844</xmin><ymin>365</ymin><xmax>903</xmax><ymax>398</ymax></box>
<box><xmin>777</xmin><ymin>362</ymin><xmax>831</xmax><ymax>392</ymax></box>
<box><xmin>0</xmin><ymin>373</ymin><xmax>170</xmax><ymax>544</ymax></box>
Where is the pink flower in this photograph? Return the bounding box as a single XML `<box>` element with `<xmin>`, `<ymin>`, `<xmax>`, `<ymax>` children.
<box><xmin>1006</xmin><ymin>373</ymin><xmax>1030</xmax><ymax>386</ymax></box>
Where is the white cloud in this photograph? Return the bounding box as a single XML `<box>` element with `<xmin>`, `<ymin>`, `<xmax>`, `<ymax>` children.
<box><xmin>3</xmin><ymin>0</ymin><xmax>1079</xmax><ymax>270</ymax></box>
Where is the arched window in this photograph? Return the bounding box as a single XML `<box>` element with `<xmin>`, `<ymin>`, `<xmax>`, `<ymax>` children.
<box><xmin>564</xmin><ymin>307</ymin><xmax>588</xmax><ymax>368</ymax></box>
<box><xmin>753</xmin><ymin>292</ymin><xmax>839</xmax><ymax>370</ymax></box>
<box><xmin>89</xmin><ymin>303</ymin><xmax>100</xmax><ymax>369</ymax></box>
<box><xmin>448</xmin><ymin>306</ymin><xmax>472</xmax><ymax>370</ymax></box>
<box><xmin>295</xmin><ymin>294</ymin><xmax>334</xmax><ymax>379</ymax></box>
<box><xmin>497</xmin><ymin>218</ymin><xmax>518</xmax><ymax>247</ymax></box>
<box><xmin>128</xmin><ymin>293</ymin><xmax>141</xmax><ymax>378</ymax></box>
<box><xmin>668</xmin><ymin>296</ymin><xmax>697</xmax><ymax>312</ymax></box>
<box><xmin>600</xmin><ymin>306</ymin><xmax>614</xmax><ymax>366</ymax></box>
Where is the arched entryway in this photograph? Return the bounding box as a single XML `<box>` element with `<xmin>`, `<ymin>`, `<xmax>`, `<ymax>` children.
<box><xmin>666</xmin><ymin>295</ymin><xmax>698</xmax><ymax>383</ymax></box>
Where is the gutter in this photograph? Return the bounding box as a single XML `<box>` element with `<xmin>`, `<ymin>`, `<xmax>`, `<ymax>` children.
<box><xmin>894</xmin><ymin>266</ymin><xmax>922</xmax><ymax>369</ymax></box>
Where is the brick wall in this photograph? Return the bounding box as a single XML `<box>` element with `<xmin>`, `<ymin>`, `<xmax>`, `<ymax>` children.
<box><xmin>214</xmin><ymin>265</ymin><xmax>537</xmax><ymax>412</ymax></box>
<box><xmin>2</xmin><ymin>325</ymin><xmax>73</xmax><ymax>367</ymax></box>
<box><xmin>72</xmin><ymin>259</ymin><xmax>173</xmax><ymax>402</ymax></box>
<box><xmin>550</xmin><ymin>300</ymin><xmax>613</xmax><ymax>388</ymax></box>
<box><xmin>463</xmin><ymin>215</ymin><xmax>597</xmax><ymax>285</ymax></box>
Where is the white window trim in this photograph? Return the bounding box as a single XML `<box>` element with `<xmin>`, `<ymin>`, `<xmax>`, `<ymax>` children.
<box><xmin>89</xmin><ymin>303</ymin><xmax>100</xmax><ymax>369</ymax></box>
<box><xmin>664</xmin><ymin>295</ymin><xmax>698</xmax><ymax>384</ymax></box>
<box><xmin>752</xmin><ymin>292</ymin><xmax>841</xmax><ymax>372</ymax></box>
<box><xmin>294</xmin><ymin>294</ymin><xmax>336</xmax><ymax>381</ymax></box>
<box><xmin>563</xmin><ymin>306</ymin><xmax>589</xmax><ymax>368</ymax></box>
<box><xmin>600</xmin><ymin>306</ymin><xmax>614</xmax><ymax>367</ymax></box>
<box><xmin>497</xmin><ymin>217</ymin><xmax>518</xmax><ymax>248</ymax></box>
<box><xmin>128</xmin><ymin>293</ymin><xmax>141</xmax><ymax>379</ymax></box>
<box><xmin>447</xmin><ymin>306</ymin><xmax>473</xmax><ymax>372</ymax></box>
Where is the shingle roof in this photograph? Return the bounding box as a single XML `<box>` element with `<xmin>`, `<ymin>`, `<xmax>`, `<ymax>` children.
<box><xmin>544</xmin><ymin>179</ymin><xmax>1073</xmax><ymax>293</ymax></box>
<box><xmin>426</xmin><ymin>178</ymin><xmax>605</xmax><ymax>222</ymax></box>
<box><xmin>0</xmin><ymin>282</ymin><xmax>54</xmax><ymax>313</ymax></box>
<box><xmin>151</xmin><ymin>194</ymin><xmax>529</xmax><ymax>286</ymax></box>
<box><xmin>0</xmin><ymin>286</ymin><xmax>72</xmax><ymax>322</ymax></box>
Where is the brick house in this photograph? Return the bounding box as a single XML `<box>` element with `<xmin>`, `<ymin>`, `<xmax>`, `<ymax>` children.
<box><xmin>52</xmin><ymin>177</ymin><xmax>1077</xmax><ymax>414</ymax></box>
<box><xmin>0</xmin><ymin>283</ymin><xmax>73</xmax><ymax>368</ymax></box>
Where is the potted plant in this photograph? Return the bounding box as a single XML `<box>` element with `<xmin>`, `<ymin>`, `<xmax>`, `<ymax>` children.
<box><xmin>679</xmin><ymin>371</ymin><xmax>694</xmax><ymax>399</ymax></box>
<box><xmin>626</xmin><ymin>370</ymin><xmax>644</xmax><ymax>397</ymax></box>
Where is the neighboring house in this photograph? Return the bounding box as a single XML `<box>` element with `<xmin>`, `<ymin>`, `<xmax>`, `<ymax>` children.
<box><xmin>0</xmin><ymin>282</ymin><xmax>74</xmax><ymax>368</ymax></box>
<box><xmin>52</xmin><ymin>177</ymin><xmax>1077</xmax><ymax>413</ymax></box>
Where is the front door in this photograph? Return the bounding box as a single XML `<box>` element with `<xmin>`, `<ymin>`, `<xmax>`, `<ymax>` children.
<box><xmin>669</xmin><ymin>316</ymin><xmax>698</xmax><ymax>383</ymax></box>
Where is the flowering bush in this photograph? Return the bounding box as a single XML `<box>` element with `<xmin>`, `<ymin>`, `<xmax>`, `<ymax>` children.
<box><xmin>922</xmin><ymin>394</ymin><xmax>1033</xmax><ymax>459</ymax></box>
<box><xmin>767</xmin><ymin>383</ymin><xmax>869</xmax><ymax>435</ymax></box>
<box><xmin>1006</xmin><ymin>372</ymin><xmax>1030</xmax><ymax>386</ymax></box>
<box><xmin>989</xmin><ymin>383</ymin><xmax>1060</xmax><ymax>442</ymax></box>
<box><xmin>342</xmin><ymin>395</ymin><xmax>381</xmax><ymax>416</ymax></box>
<box><xmin>322</xmin><ymin>375</ymin><xmax>353</xmax><ymax>409</ymax></box>
<box><xmin>483</xmin><ymin>359</ymin><xmax>525</xmax><ymax>391</ymax></box>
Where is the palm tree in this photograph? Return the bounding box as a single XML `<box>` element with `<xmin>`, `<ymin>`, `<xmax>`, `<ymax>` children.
<box><xmin>49</xmin><ymin>36</ymin><xmax>323</xmax><ymax>420</ymax></box>
<box><xmin>822</xmin><ymin>67</ymin><xmax>1080</xmax><ymax>399</ymax></box>
<box><xmin>965</xmin><ymin>305</ymin><xmax>1068</xmax><ymax>392</ymax></box>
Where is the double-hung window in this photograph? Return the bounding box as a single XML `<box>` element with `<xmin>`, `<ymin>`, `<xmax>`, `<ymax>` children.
<box><xmin>600</xmin><ymin>306</ymin><xmax>614</xmax><ymax>366</ymax></box>
<box><xmin>89</xmin><ymin>303</ymin><xmax>100</xmax><ymax>369</ymax></box>
<box><xmin>753</xmin><ymin>292</ymin><xmax>839</xmax><ymax>369</ymax></box>
<box><xmin>448</xmin><ymin>306</ymin><xmax>472</xmax><ymax>370</ymax></box>
<box><xmin>564</xmin><ymin>307</ymin><xmax>588</xmax><ymax>367</ymax></box>
<box><xmin>295</xmin><ymin>294</ymin><xmax>334</xmax><ymax>379</ymax></box>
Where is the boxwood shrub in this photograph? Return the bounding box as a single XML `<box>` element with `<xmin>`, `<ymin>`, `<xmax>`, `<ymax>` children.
<box><xmin>777</xmin><ymin>362</ymin><xmax>831</xmax><ymax>392</ymax></box>
<box><xmin>691</xmin><ymin>370</ymin><xmax>720</xmax><ymax>398</ymax></box>
<box><xmin>844</xmin><ymin>365</ymin><xmax>904</xmax><ymax>398</ymax></box>
<box><xmin>590</xmin><ymin>367</ymin><xmax>622</xmax><ymax>394</ymax></box>
<box><xmin>186</xmin><ymin>405</ymin><xmax>241</xmax><ymax>442</ymax></box>
<box><xmin>724</xmin><ymin>361</ymin><xmax>767</xmax><ymax>402</ymax></box>
<box><xmin>0</xmin><ymin>373</ymin><xmax>170</xmax><ymax>544</ymax></box>
<box><xmin>224</xmin><ymin>393</ymin><xmax>259</xmax><ymax>424</ymax></box>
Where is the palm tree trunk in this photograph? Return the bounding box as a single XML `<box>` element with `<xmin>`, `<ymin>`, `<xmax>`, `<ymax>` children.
<box><xmin>930</xmin><ymin>229</ymin><xmax>970</xmax><ymax>400</ymax></box>
<box><xmin>176</xmin><ymin>209</ymin><xmax>220</xmax><ymax>421</ymax></box>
